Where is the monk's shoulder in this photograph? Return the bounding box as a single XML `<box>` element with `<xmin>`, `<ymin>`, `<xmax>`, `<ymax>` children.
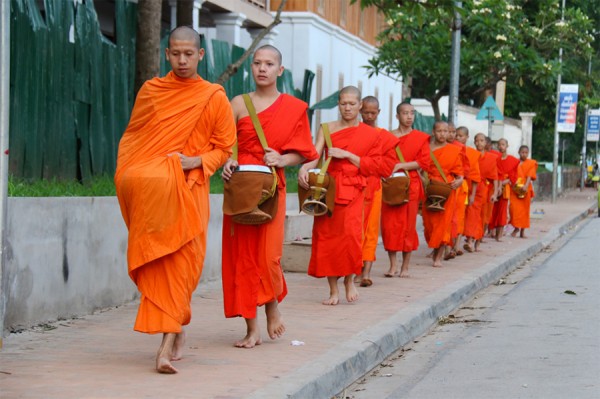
<box><xmin>280</xmin><ymin>93</ymin><xmax>309</xmax><ymax>111</ymax></box>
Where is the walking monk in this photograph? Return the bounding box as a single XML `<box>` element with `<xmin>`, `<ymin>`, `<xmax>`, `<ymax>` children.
<box><xmin>356</xmin><ymin>96</ymin><xmax>398</xmax><ymax>287</ymax></box>
<box><xmin>464</xmin><ymin>133</ymin><xmax>499</xmax><ymax>252</ymax></box>
<box><xmin>489</xmin><ymin>138</ymin><xmax>519</xmax><ymax>241</ymax></box>
<box><xmin>380</xmin><ymin>102</ymin><xmax>431</xmax><ymax>278</ymax></box>
<box><xmin>115</xmin><ymin>27</ymin><xmax>236</xmax><ymax>373</ymax></box>
<box><xmin>221</xmin><ymin>45</ymin><xmax>318</xmax><ymax>348</ymax></box>
<box><xmin>510</xmin><ymin>145</ymin><xmax>537</xmax><ymax>238</ymax></box>
<box><xmin>421</xmin><ymin>121</ymin><xmax>464</xmax><ymax>268</ymax></box>
<box><xmin>300</xmin><ymin>86</ymin><xmax>382</xmax><ymax>305</ymax></box>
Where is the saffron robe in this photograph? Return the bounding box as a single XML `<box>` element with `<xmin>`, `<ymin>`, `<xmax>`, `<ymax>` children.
<box><xmin>362</xmin><ymin>129</ymin><xmax>399</xmax><ymax>261</ymax></box>
<box><xmin>484</xmin><ymin>151</ymin><xmax>500</xmax><ymax>225</ymax></box>
<box><xmin>222</xmin><ymin>95</ymin><xmax>317</xmax><ymax>319</ymax></box>
<box><xmin>308</xmin><ymin>122</ymin><xmax>382</xmax><ymax>277</ymax></box>
<box><xmin>448</xmin><ymin>141</ymin><xmax>471</xmax><ymax>241</ymax></box>
<box><xmin>455</xmin><ymin>146</ymin><xmax>481</xmax><ymax>237</ymax></box>
<box><xmin>465</xmin><ymin>151</ymin><xmax>498</xmax><ymax>240</ymax></box>
<box><xmin>422</xmin><ymin>144</ymin><xmax>463</xmax><ymax>249</ymax></box>
<box><xmin>509</xmin><ymin>158</ymin><xmax>538</xmax><ymax>229</ymax></box>
<box><xmin>489</xmin><ymin>154</ymin><xmax>519</xmax><ymax>229</ymax></box>
<box><xmin>380</xmin><ymin>130</ymin><xmax>431</xmax><ymax>252</ymax></box>
<box><xmin>115</xmin><ymin>72</ymin><xmax>236</xmax><ymax>334</ymax></box>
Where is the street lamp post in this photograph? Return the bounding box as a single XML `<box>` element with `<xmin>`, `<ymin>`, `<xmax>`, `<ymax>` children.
<box><xmin>551</xmin><ymin>0</ymin><xmax>566</xmax><ymax>203</ymax></box>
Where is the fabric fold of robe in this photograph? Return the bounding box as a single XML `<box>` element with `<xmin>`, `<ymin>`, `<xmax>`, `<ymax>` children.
<box><xmin>115</xmin><ymin>71</ymin><xmax>236</xmax><ymax>333</ymax></box>
<box><xmin>380</xmin><ymin>130</ymin><xmax>431</xmax><ymax>252</ymax></box>
<box><xmin>222</xmin><ymin>94</ymin><xmax>317</xmax><ymax>319</ymax></box>
<box><xmin>464</xmin><ymin>150</ymin><xmax>498</xmax><ymax>240</ymax></box>
<box><xmin>308</xmin><ymin>123</ymin><xmax>382</xmax><ymax>278</ymax></box>
<box><xmin>509</xmin><ymin>158</ymin><xmax>538</xmax><ymax>229</ymax></box>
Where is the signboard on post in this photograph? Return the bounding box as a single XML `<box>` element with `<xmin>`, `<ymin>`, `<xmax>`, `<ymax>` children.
<box><xmin>587</xmin><ymin>109</ymin><xmax>600</xmax><ymax>142</ymax></box>
<box><xmin>557</xmin><ymin>84</ymin><xmax>579</xmax><ymax>132</ymax></box>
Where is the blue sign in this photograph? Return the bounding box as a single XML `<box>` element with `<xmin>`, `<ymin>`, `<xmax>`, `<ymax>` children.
<box><xmin>587</xmin><ymin>109</ymin><xmax>600</xmax><ymax>142</ymax></box>
<box><xmin>557</xmin><ymin>84</ymin><xmax>579</xmax><ymax>132</ymax></box>
<box><xmin>476</xmin><ymin>96</ymin><xmax>504</xmax><ymax>122</ymax></box>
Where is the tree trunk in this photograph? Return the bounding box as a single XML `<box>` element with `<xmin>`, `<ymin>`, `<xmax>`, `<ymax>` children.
<box><xmin>402</xmin><ymin>75</ymin><xmax>412</xmax><ymax>102</ymax></box>
<box><xmin>431</xmin><ymin>97</ymin><xmax>441</xmax><ymax>122</ymax></box>
<box><xmin>134</xmin><ymin>0</ymin><xmax>162</xmax><ymax>95</ymax></box>
<box><xmin>177</xmin><ymin>0</ymin><xmax>194</xmax><ymax>27</ymax></box>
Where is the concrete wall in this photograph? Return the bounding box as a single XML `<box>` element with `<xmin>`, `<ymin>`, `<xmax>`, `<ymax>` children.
<box><xmin>1</xmin><ymin>194</ymin><xmax>307</xmax><ymax>335</ymax></box>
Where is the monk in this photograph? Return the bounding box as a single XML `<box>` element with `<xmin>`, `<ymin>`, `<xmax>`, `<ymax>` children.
<box><xmin>221</xmin><ymin>45</ymin><xmax>318</xmax><ymax>348</ymax></box>
<box><xmin>421</xmin><ymin>121</ymin><xmax>464</xmax><ymax>267</ymax></box>
<box><xmin>356</xmin><ymin>96</ymin><xmax>398</xmax><ymax>287</ymax></box>
<box><xmin>453</xmin><ymin>126</ymin><xmax>480</xmax><ymax>255</ymax></box>
<box><xmin>483</xmin><ymin>136</ymin><xmax>500</xmax><ymax>236</ymax></box>
<box><xmin>115</xmin><ymin>27</ymin><xmax>236</xmax><ymax>374</ymax></box>
<box><xmin>489</xmin><ymin>138</ymin><xmax>519</xmax><ymax>241</ymax></box>
<box><xmin>300</xmin><ymin>86</ymin><xmax>382</xmax><ymax>305</ymax></box>
<box><xmin>510</xmin><ymin>145</ymin><xmax>537</xmax><ymax>238</ymax></box>
<box><xmin>380</xmin><ymin>102</ymin><xmax>431</xmax><ymax>278</ymax></box>
<box><xmin>464</xmin><ymin>133</ymin><xmax>499</xmax><ymax>252</ymax></box>
<box><xmin>443</xmin><ymin>122</ymin><xmax>471</xmax><ymax>260</ymax></box>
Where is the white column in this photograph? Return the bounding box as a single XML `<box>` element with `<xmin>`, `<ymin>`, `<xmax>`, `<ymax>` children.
<box><xmin>519</xmin><ymin>112</ymin><xmax>536</xmax><ymax>157</ymax></box>
<box><xmin>247</xmin><ymin>28</ymin><xmax>279</xmax><ymax>47</ymax></box>
<box><xmin>213</xmin><ymin>13</ymin><xmax>247</xmax><ymax>46</ymax></box>
<box><xmin>168</xmin><ymin>0</ymin><xmax>177</xmax><ymax>30</ymax></box>
<box><xmin>192</xmin><ymin>0</ymin><xmax>204</xmax><ymax>32</ymax></box>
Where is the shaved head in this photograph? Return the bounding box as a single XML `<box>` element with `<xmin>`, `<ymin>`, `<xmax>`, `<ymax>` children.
<box><xmin>168</xmin><ymin>26</ymin><xmax>201</xmax><ymax>49</ymax></box>
<box><xmin>254</xmin><ymin>44</ymin><xmax>282</xmax><ymax>65</ymax></box>
<box><xmin>498</xmin><ymin>138</ymin><xmax>508</xmax><ymax>145</ymax></box>
<box><xmin>362</xmin><ymin>96</ymin><xmax>379</xmax><ymax>107</ymax></box>
<box><xmin>339</xmin><ymin>86</ymin><xmax>361</xmax><ymax>101</ymax></box>
<box><xmin>456</xmin><ymin>126</ymin><xmax>469</xmax><ymax>136</ymax></box>
<box><xmin>396</xmin><ymin>101</ymin><xmax>413</xmax><ymax>114</ymax></box>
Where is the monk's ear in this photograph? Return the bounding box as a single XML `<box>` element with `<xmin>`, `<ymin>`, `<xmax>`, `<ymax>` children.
<box><xmin>277</xmin><ymin>65</ymin><xmax>284</xmax><ymax>77</ymax></box>
<box><xmin>198</xmin><ymin>48</ymin><xmax>205</xmax><ymax>61</ymax></box>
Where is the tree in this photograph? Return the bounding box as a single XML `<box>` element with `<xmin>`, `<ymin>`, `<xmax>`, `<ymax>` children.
<box><xmin>134</xmin><ymin>0</ymin><xmax>162</xmax><ymax>94</ymax></box>
<box><xmin>358</xmin><ymin>0</ymin><xmax>595</xmax><ymax>125</ymax></box>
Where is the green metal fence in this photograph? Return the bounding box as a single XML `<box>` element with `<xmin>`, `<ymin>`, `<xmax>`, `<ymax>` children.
<box><xmin>10</xmin><ymin>0</ymin><xmax>313</xmax><ymax>181</ymax></box>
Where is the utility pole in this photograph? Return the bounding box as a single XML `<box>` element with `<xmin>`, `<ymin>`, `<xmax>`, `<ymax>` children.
<box><xmin>448</xmin><ymin>1</ymin><xmax>462</xmax><ymax>124</ymax></box>
<box><xmin>552</xmin><ymin>0</ymin><xmax>566</xmax><ymax>203</ymax></box>
<box><xmin>581</xmin><ymin>57</ymin><xmax>592</xmax><ymax>191</ymax></box>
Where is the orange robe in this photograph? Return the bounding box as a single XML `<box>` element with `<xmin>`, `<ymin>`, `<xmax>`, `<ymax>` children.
<box><xmin>115</xmin><ymin>72</ymin><xmax>236</xmax><ymax>334</ymax></box>
<box><xmin>222</xmin><ymin>95</ymin><xmax>317</xmax><ymax>319</ymax></box>
<box><xmin>465</xmin><ymin>151</ymin><xmax>498</xmax><ymax>240</ymax></box>
<box><xmin>509</xmin><ymin>158</ymin><xmax>538</xmax><ymax>229</ymax></box>
<box><xmin>308</xmin><ymin>122</ymin><xmax>382</xmax><ymax>277</ymax></box>
<box><xmin>362</xmin><ymin>129</ymin><xmax>399</xmax><ymax>261</ymax></box>
<box><xmin>422</xmin><ymin>144</ymin><xmax>463</xmax><ymax>249</ymax></box>
<box><xmin>489</xmin><ymin>154</ymin><xmax>519</xmax><ymax>229</ymax></box>
<box><xmin>448</xmin><ymin>141</ymin><xmax>470</xmax><ymax>241</ymax></box>
<box><xmin>380</xmin><ymin>130</ymin><xmax>431</xmax><ymax>252</ymax></box>
<box><xmin>456</xmin><ymin>146</ymin><xmax>481</xmax><ymax>237</ymax></box>
<box><xmin>484</xmin><ymin>151</ymin><xmax>500</xmax><ymax>225</ymax></box>
<box><xmin>462</xmin><ymin>147</ymin><xmax>482</xmax><ymax>239</ymax></box>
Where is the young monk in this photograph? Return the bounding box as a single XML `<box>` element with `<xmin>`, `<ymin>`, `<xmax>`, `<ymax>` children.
<box><xmin>489</xmin><ymin>138</ymin><xmax>519</xmax><ymax>241</ymax></box>
<box><xmin>380</xmin><ymin>102</ymin><xmax>431</xmax><ymax>278</ymax></box>
<box><xmin>115</xmin><ymin>26</ymin><xmax>236</xmax><ymax>374</ymax></box>
<box><xmin>300</xmin><ymin>86</ymin><xmax>382</xmax><ymax>305</ymax></box>
<box><xmin>443</xmin><ymin>122</ymin><xmax>471</xmax><ymax>260</ymax></box>
<box><xmin>509</xmin><ymin>145</ymin><xmax>537</xmax><ymax>238</ymax></box>
<box><xmin>453</xmin><ymin>126</ymin><xmax>480</xmax><ymax>255</ymax></box>
<box><xmin>421</xmin><ymin>121</ymin><xmax>463</xmax><ymax>268</ymax></box>
<box><xmin>221</xmin><ymin>45</ymin><xmax>318</xmax><ymax>348</ymax></box>
<box><xmin>483</xmin><ymin>136</ymin><xmax>500</xmax><ymax>236</ymax></box>
<box><xmin>356</xmin><ymin>96</ymin><xmax>398</xmax><ymax>287</ymax></box>
<box><xmin>464</xmin><ymin>133</ymin><xmax>499</xmax><ymax>252</ymax></box>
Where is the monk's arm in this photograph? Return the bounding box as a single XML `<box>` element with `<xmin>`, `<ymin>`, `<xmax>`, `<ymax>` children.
<box><xmin>264</xmin><ymin>148</ymin><xmax>305</xmax><ymax>168</ymax></box>
<box><xmin>328</xmin><ymin>148</ymin><xmax>360</xmax><ymax>168</ymax></box>
<box><xmin>392</xmin><ymin>161</ymin><xmax>420</xmax><ymax>173</ymax></box>
<box><xmin>298</xmin><ymin>129</ymin><xmax>325</xmax><ymax>189</ymax></box>
<box><xmin>469</xmin><ymin>182</ymin><xmax>478</xmax><ymax>204</ymax></box>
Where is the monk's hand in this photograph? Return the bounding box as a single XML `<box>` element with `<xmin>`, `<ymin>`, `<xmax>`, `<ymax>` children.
<box><xmin>450</xmin><ymin>176</ymin><xmax>463</xmax><ymax>190</ymax></box>
<box><xmin>468</xmin><ymin>192</ymin><xmax>476</xmax><ymax>205</ymax></box>
<box><xmin>298</xmin><ymin>166</ymin><xmax>310</xmax><ymax>190</ymax></box>
<box><xmin>169</xmin><ymin>152</ymin><xmax>201</xmax><ymax>171</ymax></box>
<box><xmin>328</xmin><ymin>148</ymin><xmax>349</xmax><ymax>159</ymax></box>
<box><xmin>264</xmin><ymin>147</ymin><xmax>284</xmax><ymax>168</ymax></box>
<box><xmin>222</xmin><ymin>158</ymin><xmax>238</xmax><ymax>181</ymax></box>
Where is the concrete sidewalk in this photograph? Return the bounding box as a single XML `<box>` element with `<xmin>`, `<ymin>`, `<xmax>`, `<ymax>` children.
<box><xmin>0</xmin><ymin>189</ymin><xmax>597</xmax><ymax>399</ymax></box>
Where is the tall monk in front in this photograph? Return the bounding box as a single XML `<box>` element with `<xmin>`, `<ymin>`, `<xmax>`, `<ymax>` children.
<box><xmin>115</xmin><ymin>27</ymin><xmax>236</xmax><ymax>374</ymax></box>
<box><xmin>464</xmin><ymin>133</ymin><xmax>499</xmax><ymax>253</ymax></box>
<box><xmin>356</xmin><ymin>96</ymin><xmax>399</xmax><ymax>287</ymax></box>
<box><xmin>380</xmin><ymin>102</ymin><xmax>431</xmax><ymax>278</ymax></box>
<box><xmin>509</xmin><ymin>145</ymin><xmax>537</xmax><ymax>238</ymax></box>
<box><xmin>221</xmin><ymin>45</ymin><xmax>318</xmax><ymax>348</ymax></box>
<box><xmin>300</xmin><ymin>86</ymin><xmax>382</xmax><ymax>305</ymax></box>
<box><xmin>421</xmin><ymin>121</ymin><xmax>464</xmax><ymax>268</ymax></box>
<box><xmin>489</xmin><ymin>138</ymin><xmax>519</xmax><ymax>241</ymax></box>
<box><xmin>455</xmin><ymin>127</ymin><xmax>480</xmax><ymax>253</ymax></box>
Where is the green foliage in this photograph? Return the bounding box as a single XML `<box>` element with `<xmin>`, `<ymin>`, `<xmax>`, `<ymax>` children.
<box><xmin>8</xmin><ymin>175</ymin><xmax>117</xmax><ymax>197</ymax></box>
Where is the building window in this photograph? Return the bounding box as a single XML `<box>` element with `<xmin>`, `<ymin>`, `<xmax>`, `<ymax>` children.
<box><xmin>318</xmin><ymin>0</ymin><xmax>325</xmax><ymax>15</ymax></box>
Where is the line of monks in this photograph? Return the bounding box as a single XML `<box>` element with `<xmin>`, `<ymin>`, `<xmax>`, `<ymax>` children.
<box><xmin>115</xmin><ymin>29</ymin><xmax>537</xmax><ymax>374</ymax></box>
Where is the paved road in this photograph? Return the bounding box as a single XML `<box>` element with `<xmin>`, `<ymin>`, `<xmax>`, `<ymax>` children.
<box><xmin>344</xmin><ymin>218</ymin><xmax>600</xmax><ymax>399</ymax></box>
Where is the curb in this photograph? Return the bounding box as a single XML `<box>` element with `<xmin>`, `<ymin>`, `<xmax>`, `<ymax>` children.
<box><xmin>247</xmin><ymin>203</ymin><xmax>596</xmax><ymax>399</ymax></box>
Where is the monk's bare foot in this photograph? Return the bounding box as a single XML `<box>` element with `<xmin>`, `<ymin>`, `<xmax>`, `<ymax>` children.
<box><xmin>234</xmin><ymin>332</ymin><xmax>262</xmax><ymax>348</ymax></box>
<box><xmin>265</xmin><ymin>301</ymin><xmax>285</xmax><ymax>340</ymax></box>
<box><xmin>426</xmin><ymin>250</ymin><xmax>434</xmax><ymax>258</ymax></box>
<box><xmin>156</xmin><ymin>333</ymin><xmax>178</xmax><ymax>374</ymax></box>
<box><xmin>344</xmin><ymin>277</ymin><xmax>359</xmax><ymax>303</ymax></box>
<box><xmin>322</xmin><ymin>294</ymin><xmax>339</xmax><ymax>305</ymax></box>
<box><xmin>463</xmin><ymin>243</ymin><xmax>473</xmax><ymax>253</ymax></box>
<box><xmin>171</xmin><ymin>329</ymin><xmax>186</xmax><ymax>361</ymax></box>
<box><xmin>511</xmin><ymin>229</ymin><xmax>518</xmax><ymax>237</ymax></box>
<box><xmin>354</xmin><ymin>275</ymin><xmax>362</xmax><ymax>284</ymax></box>
<box><xmin>520</xmin><ymin>233</ymin><xmax>527</xmax><ymax>239</ymax></box>
<box><xmin>384</xmin><ymin>267</ymin><xmax>398</xmax><ymax>277</ymax></box>
<box><xmin>399</xmin><ymin>269</ymin><xmax>410</xmax><ymax>278</ymax></box>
